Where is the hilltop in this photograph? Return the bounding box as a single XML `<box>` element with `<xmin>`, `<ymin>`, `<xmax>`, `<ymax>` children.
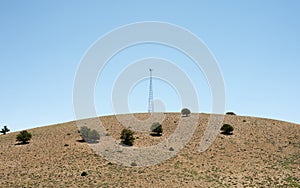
<box><xmin>0</xmin><ymin>113</ymin><xmax>299</xmax><ymax>187</ymax></box>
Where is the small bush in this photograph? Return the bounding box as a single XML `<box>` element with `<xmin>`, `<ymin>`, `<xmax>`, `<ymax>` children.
<box><xmin>79</xmin><ymin>126</ymin><xmax>100</xmax><ymax>143</ymax></box>
<box><xmin>0</xmin><ymin>125</ymin><xmax>10</xmax><ymax>135</ymax></box>
<box><xmin>220</xmin><ymin>124</ymin><xmax>234</xmax><ymax>135</ymax></box>
<box><xmin>181</xmin><ymin>108</ymin><xmax>191</xmax><ymax>117</ymax></box>
<box><xmin>16</xmin><ymin>130</ymin><xmax>32</xmax><ymax>144</ymax></box>
<box><xmin>150</xmin><ymin>122</ymin><xmax>163</xmax><ymax>136</ymax></box>
<box><xmin>120</xmin><ymin>128</ymin><xmax>135</xmax><ymax>146</ymax></box>
<box><xmin>226</xmin><ymin>112</ymin><xmax>236</xmax><ymax>115</ymax></box>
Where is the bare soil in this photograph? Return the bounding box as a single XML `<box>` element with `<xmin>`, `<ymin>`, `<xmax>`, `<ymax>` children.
<box><xmin>0</xmin><ymin>113</ymin><xmax>299</xmax><ymax>187</ymax></box>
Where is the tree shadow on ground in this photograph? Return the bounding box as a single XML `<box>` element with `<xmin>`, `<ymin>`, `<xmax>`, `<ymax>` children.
<box><xmin>150</xmin><ymin>133</ymin><xmax>162</xmax><ymax>137</ymax></box>
<box><xmin>220</xmin><ymin>132</ymin><xmax>233</xmax><ymax>135</ymax></box>
<box><xmin>15</xmin><ymin>142</ymin><xmax>30</xmax><ymax>145</ymax></box>
<box><xmin>76</xmin><ymin>139</ymin><xmax>99</xmax><ymax>144</ymax></box>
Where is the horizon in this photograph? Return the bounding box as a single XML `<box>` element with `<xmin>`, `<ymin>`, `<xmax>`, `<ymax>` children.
<box><xmin>4</xmin><ymin>111</ymin><xmax>298</xmax><ymax>133</ymax></box>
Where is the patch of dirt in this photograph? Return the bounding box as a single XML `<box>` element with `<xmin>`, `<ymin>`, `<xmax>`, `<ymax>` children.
<box><xmin>0</xmin><ymin>113</ymin><xmax>299</xmax><ymax>187</ymax></box>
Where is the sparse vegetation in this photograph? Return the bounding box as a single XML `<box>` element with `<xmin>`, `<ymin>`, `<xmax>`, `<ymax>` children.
<box><xmin>120</xmin><ymin>128</ymin><xmax>135</xmax><ymax>146</ymax></box>
<box><xmin>0</xmin><ymin>112</ymin><xmax>299</xmax><ymax>187</ymax></box>
<box><xmin>16</xmin><ymin>130</ymin><xmax>32</xmax><ymax>144</ymax></box>
<box><xmin>79</xmin><ymin>126</ymin><xmax>100</xmax><ymax>143</ymax></box>
<box><xmin>226</xmin><ymin>112</ymin><xmax>236</xmax><ymax>115</ymax></box>
<box><xmin>220</xmin><ymin>124</ymin><xmax>234</xmax><ymax>135</ymax></box>
<box><xmin>150</xmin><ymin>122</ymin><xmax>163</xmax><ymax>136</ymax></box>
<box><xmin>181</xmin><ymin>108</ymin><xmax>191</xmax><ymax>117</ymax></box>
<box><xmin>0</xmin><ymin>125</ymin><xmax>10</xmax><ymax>135</ymax></box>
<box><xmin>284</xmin><ymin>176</ymin><xmax>300</xmax><ymax>187</ymax></box>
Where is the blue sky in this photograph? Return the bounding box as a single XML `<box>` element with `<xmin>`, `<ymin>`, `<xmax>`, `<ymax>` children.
<box><xmin>1</xmin><ymin>1</ymin><xmax>300</xmax><ymax>131</ymax></box>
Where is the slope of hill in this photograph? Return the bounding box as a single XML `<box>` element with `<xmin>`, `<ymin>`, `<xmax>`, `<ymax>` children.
<box><xmin>0</xmin><ymin>113</ymin><xmax>299</xmax><ymax>187</ymax></box>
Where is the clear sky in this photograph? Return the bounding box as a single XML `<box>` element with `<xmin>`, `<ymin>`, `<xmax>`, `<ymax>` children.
<box><xmin>1</xmin><ymin>1</ymin><xmax>300</xmax><ymax>131</ymax></box>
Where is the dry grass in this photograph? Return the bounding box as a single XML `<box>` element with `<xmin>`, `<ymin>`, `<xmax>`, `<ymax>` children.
<box><xmin>0</xmin><ymin>113</ymin><xmax>299</xmax><ymax>187</ymax></box>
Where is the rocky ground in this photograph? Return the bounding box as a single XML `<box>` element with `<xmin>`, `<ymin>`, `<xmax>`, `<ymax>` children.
<box><xmin>0</xmin><ymin>113</ymin><xmax>299</xmax><ymax>187</ymax></box>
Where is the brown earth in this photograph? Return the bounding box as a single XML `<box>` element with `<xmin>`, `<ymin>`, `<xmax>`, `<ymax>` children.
<box><xmin>0</xmin><ymin>113</ymin><xmax>299</xmax><ymax>187</ymax></box>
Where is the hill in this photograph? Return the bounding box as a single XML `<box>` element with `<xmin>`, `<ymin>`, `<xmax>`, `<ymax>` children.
<box><xmin>0</xmin><ymin>113</ymin><xmax>299</xmax><ymax>187</ymax></box>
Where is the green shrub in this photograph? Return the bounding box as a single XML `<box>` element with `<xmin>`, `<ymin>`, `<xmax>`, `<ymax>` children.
<box><xmin>120</xmin><ymin>128</ymin><xmax>135</xmax><ymax>146</ymax></box>
<box><xmin>181</xmin><ymin>108</ymin><xmax>191</xmax><ymax>117</ymax></box>
<box><xmin>79</xmin><ymin>126</ymin><xmax>100</xmax><ymax>143</ymax></box>
<box><xmin>0</xmin><ymin>125</ymin><xmax>10</xmax><ymax>135</ymax></box>
<box><xmin>226</xmin><ymin>112</ymin><xmax>236</xmax><ymax>115</ymax></box>
<box><xmin>16</xmin><ymin>130</ymin><xmax>32</xmax><ymax>144</ymax></box>
<box><xmin>220</xmin><ymin>124</ymin><xmax>234</xmax><ymax>135</ymax></box>
<box><xmin>150</xmin><ymin>122</ymin><xmax>163</xmax><ymax>136</ymax></box>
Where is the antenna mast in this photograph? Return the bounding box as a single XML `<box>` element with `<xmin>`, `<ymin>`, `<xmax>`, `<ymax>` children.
<box><xmin>148</xmin><ymin>68</ymin><xmax>154</xmax><ymax>113</ymax></box>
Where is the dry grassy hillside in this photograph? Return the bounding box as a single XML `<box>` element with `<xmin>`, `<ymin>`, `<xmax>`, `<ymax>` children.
<box><xmin>0</xmin><ymin>113</ymin><xmax>299</xmax><ymax>187</ymax></box>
